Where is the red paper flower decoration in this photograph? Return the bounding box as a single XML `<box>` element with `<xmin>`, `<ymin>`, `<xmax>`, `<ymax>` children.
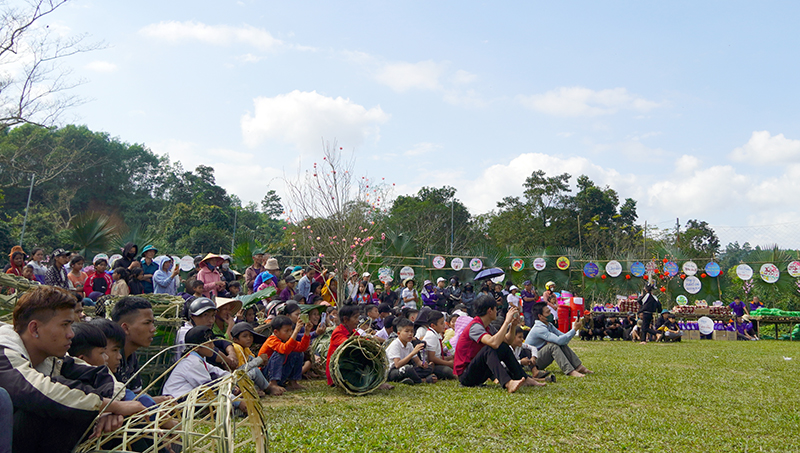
<box><xmin>719</xmin><ymin>270</ymin><xmax>723</xmax><ymax>276</ymax></box>
<box><xmin>680</xmin><ymin>274</ymin><xmax>686</xmax><ymax>280</ymax></box>
<box><xmin>625</xmin><ymin>275</ymin><xmax>631</xmax><ymax>280</ymax></box>
<box><xmin>660</xmin><ymin>287</ymin><xmax>666</xmax><ymax>292</ymax></box>
<box><xmin>662</xmin><ymin>258</ymin><xmax>668</xmax><ymax>263</ymax></box>
<box><xmin>701</xmin><ymin>273</ymin><xmax>707</xmax><ymax>278</ymax></box>
<box><xmin>601</xmin><ymin>275</ymin><xmax>607</xmax><ymax>280</ymax></box>
<box><xmin>643</xmin><ymin>275</ymin><xmax>648</xmax><ymax>280</ymax></box>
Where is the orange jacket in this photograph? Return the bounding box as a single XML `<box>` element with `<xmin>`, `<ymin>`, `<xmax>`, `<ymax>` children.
<box><xmin>258</xmin><ymin>333</ymin><xmax>310</xmax><ymax>358</ymax></box>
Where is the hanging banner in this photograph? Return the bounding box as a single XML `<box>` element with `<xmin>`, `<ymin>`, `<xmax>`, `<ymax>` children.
<box><xmin>631</xmin><ymin>262</ymin><xmax>645</xmax><ymax>277</ymax></box>
<box><xmin>451</xmin><ymin>258</ymin><xmax>464</xmax><ymax>271</ymax></box>
<box><xmin>511</xmin><ymin>259</ymin><xmax>525</xmax><ymax>272</ymax></box>
<box><xmin>533</xmin><ymin>257</ymin><xmax>546</xmax><ymax>271</ymax></box>
<box><xmin>432</xmin><ymin>255</ymin><xmax>446</xmax><ymax>269</ymax></box>
<box><xmin>664</xmin><ymin>261</ymin><xmax>679</xmax><ymax>277</ymax></box>
<box><xmin>683</xmin><ymin>275</ymin><xmax>702</xmax><ymax>294</ymax></box>
<box><xmin>788</xmin><ymin>261</ymin><xmax>800</xmax><ymax>278</ymax></box>
<box><xmin>399</xmin><ymin>266</ymin><xmax>415</xmax><ymax>281</ymax></box>
<box><xmin>682</xmin><ymin>261</ymin><xmax>698</xmax><ymax>276</ymax></box>
<box><xmin>583</xmin><ymin>262</ymin><xmax>599</xmax><ymax>278</ymax></box>
<box><xmin>760</xmin><ymin>263</ymin><xmax>779</xmax><ymax>284</ymax></box>
<box><xmin>705</xmin><ymin>262</ymin><xmax>721</xmax><ymax>278</ymax></box>
<box><xmin>469</xmin><ymin>258</ymin><xmax>483</xmax><ymax>272</ymax></box>
<box><xmin>736</xmin><ymin>263</ymin><xmax>753</xmax><ymax>280</ymax></box>
<box><xmin>606</xmin><ymin>260</ymin><xmax>622</xmax><ymax>277</ymax></box>
<box><xmin>556</xmin><ymin>256</ymin><xmax>570</xmax><ymax>270</ymax></box>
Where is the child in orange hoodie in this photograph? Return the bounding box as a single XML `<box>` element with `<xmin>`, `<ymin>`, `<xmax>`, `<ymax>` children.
<box><xmin>258</xmin><ymin>315</ymin><xmax>312</xmax><ymax>395</ymax></box>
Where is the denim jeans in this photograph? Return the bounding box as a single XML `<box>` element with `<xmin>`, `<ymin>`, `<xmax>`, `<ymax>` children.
<box><xmin>264</xmin><ymin>351</ymin><xmax>303</xmax><ymax>386</ymax></box>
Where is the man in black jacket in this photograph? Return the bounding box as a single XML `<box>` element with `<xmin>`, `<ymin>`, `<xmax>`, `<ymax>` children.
<box><xmin>637</xmin><ymin>284</ymin><xmax>662</xmax><ymax>344</ymax></box>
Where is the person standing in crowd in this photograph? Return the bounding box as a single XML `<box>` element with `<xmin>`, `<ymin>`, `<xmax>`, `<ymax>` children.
<box><xmin>66</xmin><ymin>255</ymin><xmax>88</xmax><ymax>298</ymax></box>
<box><xmin>637</xmin><ymin>284</ymin><xmax>661</xmax><ymax>344</ymax></box>
<box><xmin>401</xmin><ymin>278</ymin><xmax>419</xmax><ymax>309</ymax></box>
<box><xmin>83</xmin><ymin>257</ymin><xmax>112</xmax><ymax>297</ymax></box>
<box><xmin>219</xmin><ymin>255</ymin><xmax>235</xmax><ymax>284</ymax></box>
<box><xmin>244</xmin><ymin>252</ymin><xmax>266</xmax><ymax>295</ymax></box>
<box><xmin>114</xmin><ymin>243</ymin><xmax>138</xmax><ymax>270</ymax></box>
<box><xmin>197</xmin><ymin>254</ymin><xmax>226</xmax><ymax>299</ymax></box>
<box><xmin>520</xmin><ymin>280</ymin><xmax>539</xmax><ymax>327</ymax></box>
<box><xmin>729</xmin><ymin>295</ymin><xmax>748</xmax><ymax>317</ymax></box>
<box><xmin>749</xmin><ymin>296</ymin><xmax>764</xmax><ymax>311</ymax></box>
<box><xmin>434</xmin><ymin>277</ymin><xmax>448</xmax><ymax>311</ymax></box>
<box><xmin>461</xmin><ymin>282</ymin><xmax>476</xmax><ymax>315</ymax></box>
<box><xmin>153</xmin><ymin>255</ymin><xmax>181</xmax><ymax>295</ymax></box>
<box><xmin>526</xmin><ymin>302</ymin><xmax>593</xmax><ymax>377</ymax></box>
<box><xmin>45</xmin><ymin>248</ymin><xmax>71</xmax><ymax>289</ymax></box>
<box><xmin>27</xmin><ymin>248</ymin><xmax>48</xmax><ymax>283</ymax></box>
<box><xmin>446</xmin><ymin>277</ymin><xmax>462</xmax><ymax>312</ymax></box>
<box><xmin>139</xmin><ymin>245</ymin><xmax>158</xmax><ymax>293</ymax></box>
<box><xmin>379</xmin><ymin>278</ymin><xmax>398</xmax><ymax>307</ymax></box>
<box><xmin>5</xmin><ymin>250</ymin><xmax>25</xmax><ymax>277</ymax></box>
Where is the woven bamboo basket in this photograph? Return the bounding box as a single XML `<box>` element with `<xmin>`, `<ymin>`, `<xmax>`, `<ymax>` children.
<box><xmin>329</xmin><ymin>336</ymin><xmax>388</xmax><ymax>396</ymax></box>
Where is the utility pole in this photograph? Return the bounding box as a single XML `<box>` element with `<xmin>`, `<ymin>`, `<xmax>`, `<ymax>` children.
<box><xmin>675</xmin><ymin>217</ymin><xmax>680</xmax><ymax>243</ymax></box>
<box><xmin>450</xmin><ymin>198</ymin><xmax>454</xmax><ymax>255</ymax></box>
<box><xmin>230</xmin><ymin>208</ymin><xmax>238</xmax><ymax>254</ymax></box>
<box><xmin>643</xmin><ymin>221</ymin><xmax>647</xmax><ymax>256</ymax></box>
<box><xmin>577</xmin><ymin>214</ymin><xmax>582</xmax><ymax>253</ymax></box>
<box><xmin>19</xmin><ymin>173</ymin><xmax>35</xmax><ymax>246</ymax></box>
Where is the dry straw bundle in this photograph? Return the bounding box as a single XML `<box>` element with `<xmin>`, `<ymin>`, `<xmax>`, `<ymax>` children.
<box><xmin>329</xmin><ymin>336</ymin><xmax>388</xmax><ymax>396</ymax></box>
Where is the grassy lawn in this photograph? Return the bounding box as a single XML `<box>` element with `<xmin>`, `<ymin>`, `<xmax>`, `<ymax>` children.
<box><xmin>259</xmin><ymin>340</ymin><xmax>800</xmax><ymax>452</ymax></box>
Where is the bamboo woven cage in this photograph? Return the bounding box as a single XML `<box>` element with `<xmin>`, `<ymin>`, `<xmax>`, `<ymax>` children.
<box><xmin>329</xmin><ymin>336</ymin><xmax>388</xmax><ymax>396</ymax></box>
<box><xmin>75</xmin><ymin>369</ymin><xmax>268</xmax><ymax>453</ymax></box>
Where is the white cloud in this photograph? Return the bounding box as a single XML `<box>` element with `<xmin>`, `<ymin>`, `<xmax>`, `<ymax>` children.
<box><xmin>240</xmin><ymin>90</ymin><xmax>390</xmax><ymax>153</ymax></box>
<box><xmin>451</xmin><ymin>69</ymin><xmax>477</xmax><ymax>85</ymax></box>
<box><xmin>139</xmin><ymin>21</ymin><xmax>283</xmax><ymax>51</ymax></box>
<box><xmin>518</xmin><ymin>87</ymin><xmax>660</xmax><ymax>117</ymax></box>
<box><xmin>404</xmin><ymin>142</ymin><xmax>441</xmax><ymax>157</ymax></box>
<box><xmin>730</xmin><ymin>131</ymin><xmax>800</xmax><ymax>164</ymax></box>
<box><xmin>85</xmin><ymin>61</ymin><xmax>117</xmax><ymax>73</ymax></box>
<box><xmin>374</xmin><ymin>60</ymin><xmax>445</xmax><ymax>92</ymax></box>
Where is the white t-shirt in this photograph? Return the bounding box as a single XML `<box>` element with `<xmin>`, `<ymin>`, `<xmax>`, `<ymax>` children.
<box><xmin>422</xmin><ymin>328</ymin><xmax>444</xmax><ymax>360</ymax></box>
<box><xmin>507</xmin><ymin>293</ymin><xmax>521</xmax><ymax>309</ymax></box>
<box><xmin>401</xmin><ymin>288</ymin><xmax>418</xmax><ymax>309</ymax></box>
<box><xmin>415</xmin><ymin>326</ymin><xmax>427</xmax><ymax>340</ymax></box>
<box><xmin>385</xmin><ymin>338</ymin><xmax>415</xmax><ymax>369</ymax></box>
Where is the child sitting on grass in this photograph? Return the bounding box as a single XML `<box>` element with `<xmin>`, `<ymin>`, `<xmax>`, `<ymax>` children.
<box><xmin>386</xmin><ymin>318</ymin><xmax>436</xmax><ymax>385</ymax></box>
<box><xmin>230</xmin><ymin>322</ymin><xmax>270</xmax><ymax>396</ymax></box>
<box><xmin>421</xmin><ymin>310</ymin><xmax>455</xmax><ymax>380</ymax></box>
<box><xmin>258</xmin><ymin>315</ymin><xmax>313</xmax><ymax>395</ymax></box>
<box><xmin>375</xmin><ymin>315</ymin><xmax>396</xmax><ymax>342</ymax></box>
<box><xmin>510</xmin><ymin>326</ymin><xmax>552</xmax><ymax>382</ymax></box>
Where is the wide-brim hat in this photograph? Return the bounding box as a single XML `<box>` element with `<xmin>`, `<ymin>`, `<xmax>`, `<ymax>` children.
<box><xmin>141</xmin><ymin>245</ymin><xmax>158</xmax><ymax>255</ymax></box>
<box><xmin>404</xmin><ymin>278</ymin><xmax>415</xmax><ymax>285</ymax></box>
<box><xmin>201</xmin><ymin>253</ymin><xmax>224</xmax><ymax>265</ymax></box>
<box><xmin>231</xmin><ymin>322</ymin><xmax>266</xmax><ymax>343</ymax></box>
<box><xmin>265</xmin><ymin>258</ymin><xmax>280</xmax><ymax>271</ymax></box>
<box><xmin>216</xmin><ymin>297</ymin><xmax>242</xmax><ymax>314</ymax></box>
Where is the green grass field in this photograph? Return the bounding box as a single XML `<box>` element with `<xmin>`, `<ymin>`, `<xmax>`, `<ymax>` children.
<box><xmin>259</xmin><ymin>340</ymin><xmax>800</xmax><ymax>452</ymax></box>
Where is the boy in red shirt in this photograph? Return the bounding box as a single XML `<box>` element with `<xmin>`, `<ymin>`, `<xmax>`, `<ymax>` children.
<box><xmin>325</xmin><ymin>305</ymin><xmax>360</xmax><ymax>386</ymax></box>
<box><xmin>258</xmin><ymin>315</ymin><xmax>312</xmax><ymax>395</ymax></box>
<box><xmin>84</xmin><ymin>257</ymin><xmax>112</xmax><ymax>297</ymax></box>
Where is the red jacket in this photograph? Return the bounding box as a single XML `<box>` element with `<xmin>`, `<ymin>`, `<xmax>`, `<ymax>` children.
<box><xmin>83</xmin><ymin>272</ymin><xmax>112</xmax><ymax>296</ymax></box>
<box><xmin>326</xmin><ymin>324</ymin><xmax>359</xmax><ymax>386</ymax></box>
<box><xmin>454</xmin><ymin>316</ymin><xmax>489</xmax><ymax>376</ymax></box>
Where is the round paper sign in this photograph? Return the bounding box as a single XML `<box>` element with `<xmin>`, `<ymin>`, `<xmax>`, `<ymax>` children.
<box><xmin>760</xmin><ymin>263</ymin><xmax>779</xmax><ymax>284</ymax></box>
<box><xmin>698</xmin><ymin>316</ymin><xmax>714</xmax><ymax>335</ymax></box>
<box><xmin>676</xmin><ymin>295</ymin><xmax>688</xmax><ymax>306</ymax></box>
<box><xmin>511</xmin><ymin>259</ymin><xmax>525</xmax><ymax>272</ymax></box>
<box><xmin>736</xmin><ymin>263</ymin><xmax>753</xmax><ymax>280</ymax></box>
<box><xmin>108</xmin><ymin>254</ymin><xmax>122</xmax><ymax>268</ymax></box>
<box><xmin>645</xmin><ymin>261</ymin><xmax>658</xmax><ymax>274</ymax></box>
<box><xmin>432</xmin><ymin>255</ymin><xmax>446</xmax><ymax>269</ymax></box>
<box><xmin>399</xmin><ymin>266</ymin><xmax>415</xmax><ymax>281</ymax></box>
<box><xmin>712</xmin><ymin>300</ymin><xmax>723</xmax><ymax>307</ymax></box>
<box><xmin>788</xmin><ymin>261</ymin><xmax>800</xmax><ymax>278</ymax></box>
<box><xmin>583</xmin><ymin>262</ymin><xmax>599</xmax><ymax>278</ymax></box>
<box><xmin>378</xmin><ymin>267</ymin><xmax>393</xmax><ymax>283</ymax></box>
<box><xmin>451</xmin><ymin>258</ymin><xmax>464</xmax><ymax>271</ymax></box>
<box><xmin>682</xmin><ymin>261</ymin><xmax>698</xmax><ymax>276</ymax></box>
<box><xmin>705</xmin><ymin>262</ymin><xmax>721</xmax><ymax>278</ymax></box>
<box><xmin>664</xmin><ymin>261</ymin><xmax>679</xmax><ymax>277</ymax></box>
<box><xmin>631</xmin><ymin>262</ymin><xmax>646</xmax><ymax>277</ymax></box>
<box><xmin>606</xmin><ymin>260</ymin><xmax>622</xmax><ymax>277</ymax></box>
<box><xmin>92</xmin><ymin>253</ymin><xmax>108</xmax><ymax>265</ymax></box>
<box><xmin>683</xmin><ymin>275</ymin><xmax>702</xmax><ymax>294</ymax></box>
<box><xmin>533</xmin><ymin>257</ymin><xmax>546</xmax><ymax>271</ymax></box>
<box><xmin>469</xmin><ymin>258</ymin><xmax>483</xmax><ymax>272</ymax></box>
<box><xmin>179</xmin><ymin>255</ymin><xmax>195</xmax><ymax>272</ymax></box>
<box><xmin>556</xmin><ymin>256</ymin><xmax>570</xmax><ymax>270</ymax></box>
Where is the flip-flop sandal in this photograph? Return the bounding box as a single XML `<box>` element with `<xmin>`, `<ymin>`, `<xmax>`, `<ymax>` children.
<box><xmin>535</xmin><ymin>371</ymin><xmax>551</xmax><ymax>379</ymax></box>
<box><xmin>424</xmin><ymin>375</ymin><xmax>437</xmax><ymax>384</ymax></box>
<box><xmin>546</xmin><ymin>374</ymin><xmax>556</xmax><ymax>383</ymax></box>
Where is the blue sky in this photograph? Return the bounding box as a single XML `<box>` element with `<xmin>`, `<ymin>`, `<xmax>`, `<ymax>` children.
<box><xmin>40</xmin><ymin>1</ymin><xmax>800</xmax><ymax>247</ymax></box>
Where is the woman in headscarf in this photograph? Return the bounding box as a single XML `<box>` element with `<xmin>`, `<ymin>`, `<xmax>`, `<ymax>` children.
<box><xmin>5</xmin><ymin>250</ymin><xmax>25</xmax><ymax>277</ymax></box>
<box><xmin>320</xmin><ymin>277</ymin><xmax>338</xmax><ymax>306</ymax></box>
<box><xmin>196</xmin><ymin>253</ymin><xmax>226</xmax><ymax>298</ymax></box>
<box><xmin>114</xmin><ymin>243</ymin><xmax>138</xmax><ymax>269</ymax></box>
<box><xmin>153</xmin><ymin>255</ymin><xmax>181</xmax><ymax>295</ymax></box>
<box><xmin>44</xmin><ymin>248</ymin><xmax>71</xmax><ymax>289</ymax></box>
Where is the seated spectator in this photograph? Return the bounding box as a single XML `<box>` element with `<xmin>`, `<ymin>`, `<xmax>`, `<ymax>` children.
<box><xmin>230</xmin><ymin>323</ymin><xmax>270</xmax><ymax>395</ymax></box>
<box><xmin>0</xmin><ymin>286</ymin><xmax>145</xmax><ymax>453</ymax></box>
<box><xmin>621</xmin><ymin>313</ymin><xmax>637</xmax><ymax>341</ymax></box>
<box><xmin>735</xmin><ymin>316</ymin><xmax>759</xmax><ymax>341</ymax></box>
<box><xmin>525</xmin><ymin>302</ymin><xmax>593</xmax><ymax>378</ymax></box>
<box><xmin>175</xmin><ymin>297</ymin><xmax>239</xmax><ymax>370</ymax></box>
<box><xmin>258</xmin><ymin>315</ymin><xmax>313</xmax><ymax>395</ymax></box>
<box><xmin>421</xmin><ymin>311</ymin><xmax>454</xmax><ymax>380</ymax></box>
<box><xmin>657</xmin><ymin>314</ymin><xmax>682</xmax><ymax>342</ymax></box>
<box><xmin>386</xmin><ymin>319</ymin><xmax>435</xmax><ymax>385</ymax></box>
<box><xmin>454</xmin><ymin>295</ymin><xmax>543</xmax><ymax>393</ymax></box>
<box><xmin>375</xmin><ymin>315</ymin><xmax>396</xmax><ymax>342</ymax></box>
<box><xmin>579</xmin><ymin>311</ymin><xmax>596</xmax><ymax>340</ymax></box>
<box><xmin>510</xmin><ymin>326</ymin><xmax>552</xmax><ymax>381</ymax></box>
<box><xmin>605</xmin><ymin>315</ymin><xmax>623</xmax><ymax>340</ymax></box>
<box><xmin>325</xmin><ymin>305</ymin><xmax>360</xmax><ymax>386</ymax></box>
